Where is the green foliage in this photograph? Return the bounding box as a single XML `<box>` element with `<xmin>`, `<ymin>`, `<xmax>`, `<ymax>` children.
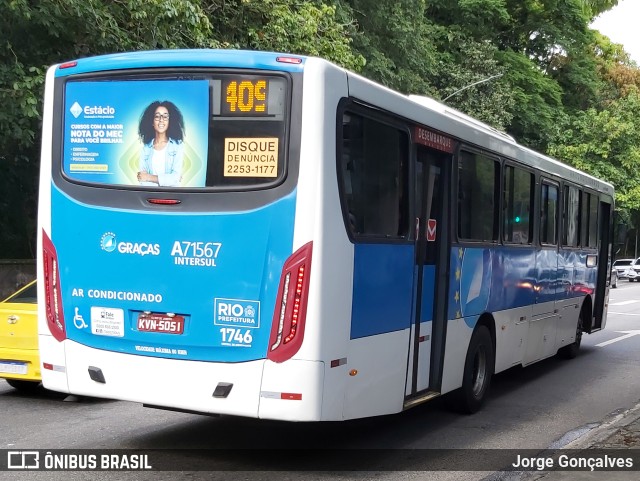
<box><xmin>548</xmin><ymin>90</ymin><xmax>640</xmax><ymax>216</ymax></box>
<box><xmin>349</xmin><ymin>0</ymin><xmax>439</xmax><ymax>94</ymax></box>
<box><xmin>578</xmin><ymin>0</ymin><xmax>619</xmax><ymax>20</ymax></box>
<box><xmin>2</xmin><ymin>0</ymin><xmax>640</xmax><ymax>255</ymax></box>
<box><xmin>427</xmin><ymin>0</ymin><xmax>511</xmax><ymax>42</ymax></box>
<box><xmin>242</xmin><ymin>0</ymin><xmax>365</xmax><ymax>70</ymax></box>
<box><xmin>430</xmin><ymin>33</ymin><xmax>515</xmax><ymax>130</ymax></box>
<box><xmin>1</xmin><ymin>0</ymin><xmax>218</xmax><ymax>257</ymax></box>
<box><xmin>496</xmin><ymin>49</ymin><xmax>566</xmax><ymax>150</ymax></box>
<box><xmin>201</xmin><ymin>0</ymin><xmax>364</xmax><ymax>70</ymax></box>
<box><xmin>0</xmin><ymin>0</ymin><xmax>362</xmax><ymax>257</ymax></box>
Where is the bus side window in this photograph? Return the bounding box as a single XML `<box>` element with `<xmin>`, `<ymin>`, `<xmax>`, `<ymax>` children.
<box><xmin>458</xmin><ymin>150</ymin><xmax>499</xmax><ymax>242</ymax></box>
<box><xmin>562</xmin><ymin>185</ymin><xmax>580</xmax><ymax>247</ymax></box>
<box><xmin>540</xmin><ymin>182</ymin><xmax>559</xmax><ymax>245</ymax></box>
<box><xmin>340</xmin><ymin>111</ymin><xmax>409</xmax><ymax>239</ymax></box>
<box><xmin>503</xmin><ymin>165</ymin><xmax>533</xmax><ymax>245</ymax></box>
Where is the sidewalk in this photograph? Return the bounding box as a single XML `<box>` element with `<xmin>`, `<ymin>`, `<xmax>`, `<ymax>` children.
<box><xmin>524</xmin><ymin>400</ymin><xmax>640</xmax><ymax>480</ymax></box>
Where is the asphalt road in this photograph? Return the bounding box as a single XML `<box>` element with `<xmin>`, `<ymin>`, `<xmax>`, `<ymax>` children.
<box><xmin>1</xmin><ymin>282</ymin><xmax>639</xmax><ymax>480</ymax></box>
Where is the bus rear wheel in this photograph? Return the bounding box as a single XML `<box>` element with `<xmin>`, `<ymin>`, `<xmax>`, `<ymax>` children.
<box><xmin>453</xmin><ymin>325</ymin><xmax>494</xmax><ymax>414</ymax></box>
<box><xmin>558</xmin><ymin>312</ymin><xmax>583</xmax><ymax>359</ymax></box>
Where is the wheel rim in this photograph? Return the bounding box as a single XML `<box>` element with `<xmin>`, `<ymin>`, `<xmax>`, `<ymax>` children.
<box><xmin>472</xmin><ymin>347</ymin><xmax>487</xmax><ymax>397</ymax></box>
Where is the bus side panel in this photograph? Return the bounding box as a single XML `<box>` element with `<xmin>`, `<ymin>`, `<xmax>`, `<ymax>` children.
<box><xmin>259</xmin><ymin>360</ymin><xmax>324</xmax><ymax>421</ymax></box>
<box><xmin>493</xmin><ymin>306</ymin><xmax>530</xmax><ymax>373</ymax></box>
<box><xmin>38</xmin><ymin>66</ymin><xmax>70</xmax><ymax>394</ymax></box>
<box><xmin>555</xmin><ymin>250</ymin><xmax>590</xmax><ymax>352</ymax></box>
<box><xmin>38</xmin><ymin>335</ymin><xmax>69</xmax><ymax>392</ymax></box>
<box><xmin>342</xmin><ymin>245</ymin><xmax>415</xmax><ymax>420</ymax></box>
<box><xmin>284</xmin><ymin>59</ymin><xmax>352</xmax><ymax>421</ymax></box>
<box><xmin>440</xmin><ymin>318</ymin><xmax>474</xmax><ymax>395</ymax></box>
<box><xmin>337</xmin><ymin>70</ymin><xmax>417</xmax><ymax>419</ymax></box>
<box><xmin>343</xmin><ymin>330</ymin><xmax>410</xmax><ymax>420</ymax></box>
<box><xmin>441</xmin><ymin>247</ymin><xmax>488</xmax><ymax>394</ymax></box>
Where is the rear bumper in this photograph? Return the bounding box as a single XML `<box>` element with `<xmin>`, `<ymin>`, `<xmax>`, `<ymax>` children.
<box><xmin>44</xmin><ymin>340</ymin><xmax>325</xmax><ymax>420</ymax></box>
<box><xmin>0</xmin><ymin>347</ymin><xmax>41</xmax><ymax>381</ymax></box>
<box><xmin>626</xmin><ymin>270</ymin><xmax>640</xmax><ymax>279</ymax></box>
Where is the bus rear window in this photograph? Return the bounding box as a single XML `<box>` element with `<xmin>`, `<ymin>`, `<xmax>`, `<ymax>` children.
<box><xmin>62</xmin><ymin>73</ymin><xmax>288</xmax><ymax>190</ymax></box>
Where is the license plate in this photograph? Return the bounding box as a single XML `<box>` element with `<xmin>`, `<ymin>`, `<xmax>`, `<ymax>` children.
<box><xmin>0</xmin><ymin>361</ymin><xmax>28</xmax><ymax>375</ymax></box>
<box><xmin>137</xmin><ymin>313</ymin><xmax>185</xmax><ymax>334</ymax></box>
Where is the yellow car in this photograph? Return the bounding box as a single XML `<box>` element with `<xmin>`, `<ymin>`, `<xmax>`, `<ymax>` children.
<box><xmin>0</xmin><ymin>280</ymin><xmax>41</xmax><ymax>392</ymax></box>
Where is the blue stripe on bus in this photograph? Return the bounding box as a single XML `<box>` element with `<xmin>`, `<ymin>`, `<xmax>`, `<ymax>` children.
<box><xmin>55</xmin><ymin>49</ymin><xmax>306</xmax><ymax>77</ymax></box>
<box><xmin>350</xmin><ymin>243</ymin><xmax>598</xmax><ymax>338</ymax></box>
<box><xmin>449</xmin><ymin>246</ymin><xmax>597</xmax><ymax>323</ymax></box>
<box><xmin>350</xmin><ymin>243</ymin><xmax>415</xmax><ymax>339</ymax></box>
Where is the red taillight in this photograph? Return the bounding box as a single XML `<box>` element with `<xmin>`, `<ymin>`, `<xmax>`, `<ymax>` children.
<box><xmin>276</xmin><ymin>56</ymin><xmax>303</xmax><ymax>64</ymax></box>
<box><xmin>267</xmin><ymin>242</ymin><xmax>313</xmax><ymax>363</ymax></box>
<box><xmin>59</xmin><ymin>61</ymin><xmax>78</xmax><ymax>69</ymax></box>
<box><xmin>146</xmin><ymin>198</ymin><xmax>181</xmax><ymax>205</ymax></box>
<box><xmin>42</xmin><ymin>230</ymin><xmax>66</xmax><ymax>341</ymax></box>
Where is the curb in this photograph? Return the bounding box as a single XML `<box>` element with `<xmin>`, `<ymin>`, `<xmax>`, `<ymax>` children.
<box><xmin>520</xmin><ymin>399</ymin><xmax>640</xmax><ymax>480</ymax></box>
<box><xmin>562</xmin><ymin>399</ymin><xmax>640</xmax><ymax>450</ymax></box>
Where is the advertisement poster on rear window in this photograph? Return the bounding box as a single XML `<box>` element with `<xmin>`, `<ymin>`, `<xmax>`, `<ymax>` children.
<box><xmin>63</xmin><ymin>80</ymin><xmax>209</xmax><ymax>187</ymax></box>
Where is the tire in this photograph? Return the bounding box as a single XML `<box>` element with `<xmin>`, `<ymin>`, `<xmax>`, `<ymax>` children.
<box><xmin>452</xmin><ymin>325</ymin><xmax>494</xmax><ymax>414</ymax></box>
<box><xmin>558</xmin><ymin>312</ymin><xmax>583</xmax><ymax>359</ymax></box>
<box><xmin>611</xmin><ymin>272</ymin><xmax>618</xmax><ymax>288</ymax></box>
<box><xmin>5</xmin><ymin>379</ymin><xmax>42</xmax><ymax>394</ymax></box>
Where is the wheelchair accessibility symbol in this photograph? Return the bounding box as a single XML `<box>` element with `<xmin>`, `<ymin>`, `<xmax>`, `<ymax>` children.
<box><xmin>74</xmin><ymin>307</ymin><xmax>88</xmax><ymax>329</ymax></box>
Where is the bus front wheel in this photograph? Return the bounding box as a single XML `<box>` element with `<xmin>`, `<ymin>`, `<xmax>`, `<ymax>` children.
<box><xmin>454</xmin><ymin>325</ymin><xmax>494</xmax><ymax>414</ymax></box>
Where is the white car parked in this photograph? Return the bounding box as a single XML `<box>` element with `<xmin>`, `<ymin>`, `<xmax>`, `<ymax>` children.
<box><xmin>625</xmin><ymin>258</ymin><xmax>640</xmax><ymax>282</ymax></box>
<box><xmin>613</xmin><ymin>258</ymin><xmax>635</xmax><ymax>280</ymax></box>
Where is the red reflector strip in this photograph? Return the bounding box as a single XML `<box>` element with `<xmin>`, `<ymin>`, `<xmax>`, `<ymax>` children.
<box><xmin>59</xmin><ymin>61</ymin><xmax>78</xmax><ymax>69</ymax></box>
<box><xmin>330</xmin><ymin>358</ymin><xmax>347</xmax><ymax>368</ymax></box>
<box><xmin>260</xmin><ymin>391</ymin><xmax>302</xmax><ymax>400</ymax></box>
<box><xmin>276</xmin><ymin>56</ymin><xmax>302</xmax><ymax>64</ymax></box>
<box><xmin>419</xmin><ymin>336</ymin><xmax>426</xmax><ymax>343</ymax></box>
<box><xmin>43</xmin><ymin>362</ymin><xmax>66</xmax><ymax>373</ymax></box>
<box><xmin>147</xmin><ymin>198</ymin><xmax>181</xmax><ymax>205</ymax></box>
<box><xmin>281</xmin><ymin>393</ymin><xmax>302</xmax><ymax>400</ymax></box>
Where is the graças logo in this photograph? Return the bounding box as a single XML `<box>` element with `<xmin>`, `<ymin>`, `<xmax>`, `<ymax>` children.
<box><xmin>100</xmin><ymin>232</ymin><xmax>160</xmax><ymax>256</ymax></box>
<box><xmin>100</xmin><ymin>232</ymin><xmax>117</xmax><ymax>252</ymax></box>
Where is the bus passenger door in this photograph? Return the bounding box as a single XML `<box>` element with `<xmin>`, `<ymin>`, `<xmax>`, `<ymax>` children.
<box><xmin>591</xmin><ymin>200</ymin><xmax>613</xmax><ymax>331</ymax></box>
<box><xmin>405</xmin><ymin>146</ymin><xmax>448</xmax><ymax>400</ymax></box>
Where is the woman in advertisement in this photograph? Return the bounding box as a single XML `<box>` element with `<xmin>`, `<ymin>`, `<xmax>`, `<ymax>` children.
<box><xmin>137</xmin><ymin>101</ymin><xmax>185</xmax><ymax>187</ymax></box>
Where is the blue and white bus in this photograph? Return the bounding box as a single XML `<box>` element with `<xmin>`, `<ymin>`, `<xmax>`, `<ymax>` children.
<box><xmin>38</xmin><ymin>50</ymin><xmax>614</xmax><ymax>421</ymax></box>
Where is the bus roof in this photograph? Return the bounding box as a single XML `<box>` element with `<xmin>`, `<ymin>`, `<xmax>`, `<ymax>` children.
<box><xmin>54</xmin><ymin>49</ymin><xmax>306</xmax><ymax>77</ymax></box>
<box><xmin>344</xmin><ymin>68</ymin><xmax>615</xmax><ymax>197</ymax></box>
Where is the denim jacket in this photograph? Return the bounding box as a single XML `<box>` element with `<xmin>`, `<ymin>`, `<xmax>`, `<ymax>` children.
<box><xmin>139</xmin><ymin>139</ymin><xmax>184</xmax><ymax>187</ymax></box>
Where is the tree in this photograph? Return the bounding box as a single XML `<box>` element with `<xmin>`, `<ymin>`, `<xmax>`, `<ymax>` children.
<box><xmin>579</xmin><ymin>0</ymin><xmax>619</xmax><ymax>19</ymax></box>
<box><xmin>0</xmin><ymin>0</ymin><xmax>362</xmax><ymax>258</ymax></box>
<box><xmin>548</xmin><ymin>90</ymin><xmax>640</xmax><ymax>218</ymax></box>
<box><xmin>348</xmin><ymin>0</ymin><xmax>440</xmax><ymax>95</ymax></box>
<box><xmin>430</xmin><ymin>33</ymin><xmax>515</xmax><ymax>131</ymax></box>
<box><xmin>202</xmin><ymin>0</ymin><xmax>364</xmax><ymax>71</ymax></box>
